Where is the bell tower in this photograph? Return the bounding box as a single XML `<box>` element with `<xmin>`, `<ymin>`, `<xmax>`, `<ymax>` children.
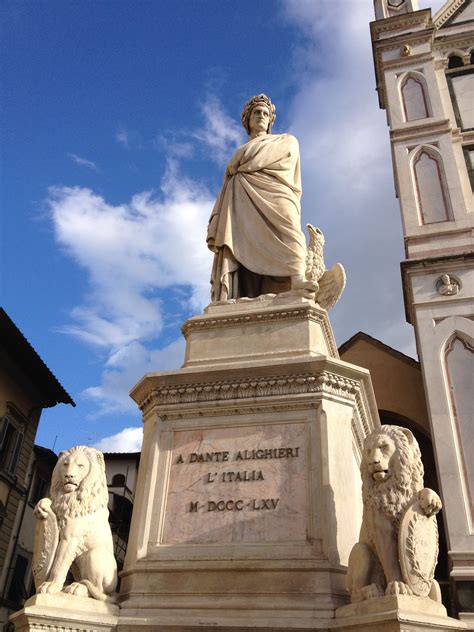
<box><xmin>371</xmin><ymin>0</ymin><xmax>474</xmax><ymax>624</ymax></box>
<box><xmin>374</xmin><ymin>0</ymin><xmax>419</xmax><ymax>20</ymax></box>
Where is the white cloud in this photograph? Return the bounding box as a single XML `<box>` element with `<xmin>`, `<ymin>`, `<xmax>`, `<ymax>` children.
<box><xmin>283</xmin><ymin>0</ymin><xmax>416</xmax><ymax>355</ymax></box>
<box><xmin>155</xmin><ymin>134</ymin><xmax>195</xmax><ymax>159</ymax></box>
<box><xmin>84</xmin><ymin>338</ymin><xmax>185</xmax><ymax>415</ymax></box>
<box><xmin>94</xmin><ymin>426</ymin><xmax>143</xmax><ymax>453</ymax></box>
<box><xmin>67</xmin><ymin>153</ymin><xmax>99</xmax><ymax>171</ymax></box>
<box><xmin>48</xmin><ymin>162</ymin><xmax>214</xmax><ymax>413</ymax></box>
<box><xmin>116</xmin><ymin>128</ymin><xmax>130</xmax><ymax>147</ymax></box>
<box><xmin>193</xmin><ymin>95</ymin><xmax>245</xmax><ymax>165</ymax></box>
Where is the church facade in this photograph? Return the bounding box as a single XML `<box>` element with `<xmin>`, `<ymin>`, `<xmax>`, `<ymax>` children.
<box><xmin>371</xmin><ymin>0</ymin><xmax>473</xmax><ymax>623</ymax></box>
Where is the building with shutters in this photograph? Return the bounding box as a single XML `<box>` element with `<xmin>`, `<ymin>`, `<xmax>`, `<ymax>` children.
<box><xmin>0</xmin><ymin>309</ymin><xmax>74</xmax><ymax>627</ymax></box>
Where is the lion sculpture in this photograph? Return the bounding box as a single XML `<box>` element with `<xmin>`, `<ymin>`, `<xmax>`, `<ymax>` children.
<box><xmin>33</xmin><ymin>445</ymin><xmax>117</xmax><ymax>601</ymax></box>
<box><xmin>347</xmin><ymin>425</ymin><xmax>442</xmax><ymax>603</ymax></box>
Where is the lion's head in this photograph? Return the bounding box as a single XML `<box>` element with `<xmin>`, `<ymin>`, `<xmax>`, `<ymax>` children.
<box><xmin>361</xmin><ymin>425</ymin><xmax>424</xmax><ymax>525</ymax></box>
<box><xmin>50</xmin><ymin>446</ymin><xmax>109</xmax><ymax>526</ymax></box>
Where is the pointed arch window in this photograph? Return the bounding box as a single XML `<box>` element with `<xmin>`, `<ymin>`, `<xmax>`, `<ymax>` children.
<box><xmin>401</xmin><ymin>74</ymin><xmax>430</xmax><ymax>121</ymax></box>
<box><xmin>445</xmin><ymin>335</ymin><xmax>474</xmax><ymax>520</ymax></box>
<box><xmin>412</xmin><ymin>147</ymin><xmax>452</xmax><ymax>224</ymax></box>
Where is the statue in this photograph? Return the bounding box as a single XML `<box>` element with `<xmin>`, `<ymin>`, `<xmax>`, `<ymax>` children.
<box><xmin>347</xmin><ymin>425</ymin><xmax>442</xmax><ymax>603</ymax></box>
<box><xmin>437</xmin><ymin>273</ymin><xmax>459</xmax><ymax>296</ymax></box>
<box><xmin>207</xmin><ymin>93</ymin><xmax>345</xmax><ymax>307</ymax></box>
<box><xmin>32</xmin><ymin>446</ymin><xmax>117</xmax><ymax>602</ymax></box>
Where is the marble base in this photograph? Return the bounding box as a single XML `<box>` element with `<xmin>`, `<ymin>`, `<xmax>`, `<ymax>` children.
<box><xmin>181</xmin><ymin>292</ymin><xmax>339</xmax><ymax>368</ymax></box>
<box><xmin>121</xmin><ymin>295</ymin><xmax>380</xmax><ymax>630</ymax></box>
<box><xmin>10</xmin><ymin>593</ymin><xmax>119</xmax><ymax>631</ymax></box>
<box><xmin>334</xmin><ymin>595</ymin><xmax>468</xmax><ymax>631</ymax></box>
<box><xmin>458</xmin><ymin>612</ymin><xmax>474</xmax><ymax>630</ymax></box>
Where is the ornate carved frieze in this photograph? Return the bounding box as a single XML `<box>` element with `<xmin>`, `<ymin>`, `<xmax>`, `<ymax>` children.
<box><xmin>435</xmin><ymin>38</ymin><xmax>474</xmax><ymax>55</ymax></box>
<box><xmin>138</xmin><ymin>370</ymin><xmax>360</xmax><ymax>412</ymax></box>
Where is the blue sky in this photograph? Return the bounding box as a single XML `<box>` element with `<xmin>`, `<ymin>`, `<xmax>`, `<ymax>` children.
<box><xmin>2</xmin><ymin>0</ymin><xmax>443</xmax><ymax>453</ymax></box>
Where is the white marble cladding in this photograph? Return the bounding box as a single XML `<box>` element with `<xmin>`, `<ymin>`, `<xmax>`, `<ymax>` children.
<box><xmin>120</xmin><ymin>297</ymin><xmax>380</xmax><ymax>628</ymax></box>
<box><xmin>181</xmin><ymin>293</ymin><xmax>339</xmax><ymax>368</ymax></box>
<box><xmin>372</xmin><ymin>2</ymin><xmax>473</xmax><ymax>618</ymax></box>
<box><xmin>402</xmin><ymin>255</ymin><xmax>474</xmax><ymax>578</ymax></box>
<box><xmin>162</xmin><ymin>422</ymin><xmax>308</xmax><ymax>546</ymax></box>
<box><xmin>10</xmin><ymin>593</ymin><xmax>118</xmax><ymax>632</ymax></box>
<box><xmin>371</xmin><ymin>6</ymin><xmax>473</xmax><ymax>251</ymax></box>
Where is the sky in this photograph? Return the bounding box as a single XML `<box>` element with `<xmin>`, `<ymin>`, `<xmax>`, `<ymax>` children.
<box><xmin>1</xmin><ymin>0</ymin><xmax>445</xmax><ymax>454</ymax></box>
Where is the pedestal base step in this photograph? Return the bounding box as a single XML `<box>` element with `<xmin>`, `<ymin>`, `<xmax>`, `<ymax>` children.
<box><xmin>334</xmin><ymin>595</ymin><xmax>468</xmax><ymax>631</ymax></box>
<box><xmin>10</xmin><ymin>593</ymin><xmax>119</xmax><ymax>632</ymax></box>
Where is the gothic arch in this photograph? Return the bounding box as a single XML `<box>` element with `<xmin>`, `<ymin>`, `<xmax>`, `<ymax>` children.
<box><xmin>410</xmin><ymin>145</ymin><xmax>452</xmax><ymax>224</ymax></box>
<box><xmin>399</xmin><ymin>71</ymin><xmax>431</xmax><ymax>121</ymax></box>
<box><xmin>442</xmin><ymin>330</ymin><xmax>474</xmax><ymax>525</ymax></box>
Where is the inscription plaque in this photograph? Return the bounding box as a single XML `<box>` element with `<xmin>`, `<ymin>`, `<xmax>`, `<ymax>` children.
<box><xmin>162</xmin><ymin>422</ymin><xmax>308</xmax><ymax>544</ymax></box>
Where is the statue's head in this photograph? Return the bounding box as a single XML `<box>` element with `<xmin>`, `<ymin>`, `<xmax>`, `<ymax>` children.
<box><xmin>50</xmin><ymin>445</ymin><xmax>109</xmax><ymax>522</ymax></box>
<box><xmin>241</xmin><ymin>94</ymin><xmax>276</xmax><ymax>135</ymax></box>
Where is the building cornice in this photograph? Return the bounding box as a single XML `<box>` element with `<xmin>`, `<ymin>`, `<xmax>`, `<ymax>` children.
<box><xmin>390</xmin><ymin>118</ymin><xmax>452</xmax><ymax>142</ymax></box>
<box><xmin>434</xmin><ymin>0</ymin><xmax>468</xmax><ymax>28</ymax></box>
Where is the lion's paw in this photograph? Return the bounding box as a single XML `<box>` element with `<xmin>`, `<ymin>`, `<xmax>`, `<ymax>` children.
<box><xmin>386</xmin><ymin>581</ymin><xmax>413</xmax><ymax>596</ymax></box>
<box><xmin>63</xmin><ymin>582</ymin><xmax>89</xmax><ymax>597</ymax></box>
<box><xmin>38</xmin><ymin>580</ymin><xmax>63</xmax><ymax>594</ymax></box>
<box><xmin>419</xmin><ymin>488</ymin><xmax>442</xmax><ymax>516</ymax></box>
<box><xmin>34</xmin><ymin>498</ymin><xmax>53</xmax><ymax>520</ymax></box>
<box><xmin>359</xmin><ymin>583</ymin><xmax>384</xmax><ymax>600</ymax></box>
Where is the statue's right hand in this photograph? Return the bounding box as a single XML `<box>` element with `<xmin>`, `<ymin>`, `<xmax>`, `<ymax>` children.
<box><xmin>34</xmin><ymin>498</ymin><xmax>52</xmax><ymax>520</ymax></box>
<box><xmin>225</xmin><ymin>163</ymin><xmax>236</xmax><ymax>177</ymax></box>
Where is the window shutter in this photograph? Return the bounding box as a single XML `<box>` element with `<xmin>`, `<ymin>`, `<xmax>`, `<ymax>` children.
<box><xmin>8</xmin><ymin>431</ymin><xmax>24</xmax><ymax>475</ymax></box>
<box><xmin>0</xmin><ymin>417</ymin><xmax>9</xmax><ymax>451</ymax></box>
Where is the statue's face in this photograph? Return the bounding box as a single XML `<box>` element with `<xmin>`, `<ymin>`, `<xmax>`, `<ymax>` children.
<box><xmin>364</xmin><ymin>433</ymin><xmax>396</xmax><ymax>482</ymax></box>
<box><xmin>60</xmin><ymin>452</ymin><xmax>90</xmax><ymax>493</ymax></box>
<box><xmin>248</xmin><ymin>104</ymin><xmax>270</xmax><ymax>135</ymax></box>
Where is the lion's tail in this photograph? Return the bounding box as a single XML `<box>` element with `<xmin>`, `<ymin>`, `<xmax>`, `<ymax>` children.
<box><xmin>79</xmin><ymin>580</ymin><xmax>116</xmax><ymax>603</ymax></box>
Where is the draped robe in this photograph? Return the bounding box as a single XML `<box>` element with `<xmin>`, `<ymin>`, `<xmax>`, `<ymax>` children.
<box><xmin>207</xmin><ymin>133</ymin><xmax>307</xmax><ymax>301</ymax></box>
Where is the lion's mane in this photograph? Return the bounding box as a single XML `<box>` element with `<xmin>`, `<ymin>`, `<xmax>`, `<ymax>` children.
<box><xmin>50</xmin><ymin>446</ymin><xmax>109</xmax><ymax>528</ymax></box>
<box><xmin>362</xmin><ymin>425</ymin><xmax>424</xmax><ymax>527</ymax></box>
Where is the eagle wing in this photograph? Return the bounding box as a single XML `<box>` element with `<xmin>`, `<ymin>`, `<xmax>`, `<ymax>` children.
<box><xmin>315</xmin><ymin>263</ymin><xmax>346</xmax><ymax>310</ymax></box>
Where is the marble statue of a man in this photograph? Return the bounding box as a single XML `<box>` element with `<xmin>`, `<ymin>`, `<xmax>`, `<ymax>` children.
<box><xmin>207</xmin><ymin>94</ymin><xmax>309</xmax><ymax>301</ymax></box>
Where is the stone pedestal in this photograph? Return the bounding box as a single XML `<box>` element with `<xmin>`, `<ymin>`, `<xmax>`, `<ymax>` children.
<box><xmin>118</xmin><ymin>293</ymin><xmax>380</xmax><ymax>631</ymax></box>
<box><xmin>334</xmin><ymin>595</ymin><xmax>468</xmax><ymax>631</ymax></box>
<box><xmin>10</xmin><ymin>594</ymin><xmax>119</xmax><ymax>632</ymax></box>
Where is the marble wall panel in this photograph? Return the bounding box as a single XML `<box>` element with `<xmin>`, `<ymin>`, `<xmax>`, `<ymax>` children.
<box><xmin>161</xmin><ymin>422</ymin><xmax>308</xmax><ymax>545</ymax></box>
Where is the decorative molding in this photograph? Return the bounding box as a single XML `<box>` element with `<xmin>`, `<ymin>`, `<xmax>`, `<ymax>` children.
<box><xmin>382</xmin><ymin>52</ymin><xmax>434</xmax><ymax>72</ymax></box>
<box><xmin>182</xmin><ymin>306</ymin><xmax>339</xmax><ymax>358</ymax></box>
<box><xmin>371</xmin><ymin>11</ymin><xmax>431</xmax><ymax>39</ymax></box>
<box><xmin>160</xmin><ymin>401</ymin><xmax>319</xmax><ymax>421</ymax></box>
<box><xmin>390</xmin><ymin>119</ymin><xmax>452</xmax><ymax>142</ymax></box>
<box><xmin>434</xmin><ymin>0</ymin><xmax>467</xmax><ymax>28</ymax></box>
<box><xmin>137</xmin><ymin>370</ymin><xmax>372</xmax><ymax>453</ymax></box>
<box><xmin>435</xmin><ymin>38</ymin><xmax>474</xmax><ymax>55</ymax></box>
<box><xmin>138</xmin><ymin>370</ymin><xmax>361</xmax><ymax>412</ymax></box>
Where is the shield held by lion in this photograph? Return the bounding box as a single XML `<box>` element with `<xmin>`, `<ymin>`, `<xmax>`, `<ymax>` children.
<box><xmin>32</xmin><ymin>446</ymin><xmax>117</xmax><ymax>602</ymax></box>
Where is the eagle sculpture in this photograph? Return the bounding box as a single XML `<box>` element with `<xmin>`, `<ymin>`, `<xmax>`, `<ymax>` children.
<box><xmin>305</xmin><ymin>224</ymin><xmax>346</xmax><ymax>310</ymax></box>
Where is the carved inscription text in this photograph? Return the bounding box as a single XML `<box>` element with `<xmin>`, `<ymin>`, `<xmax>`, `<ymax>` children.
<box><xmin>161</xmin><ymin>423</ymin><xmax>307</xmax><ymax>545</ymax></box>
